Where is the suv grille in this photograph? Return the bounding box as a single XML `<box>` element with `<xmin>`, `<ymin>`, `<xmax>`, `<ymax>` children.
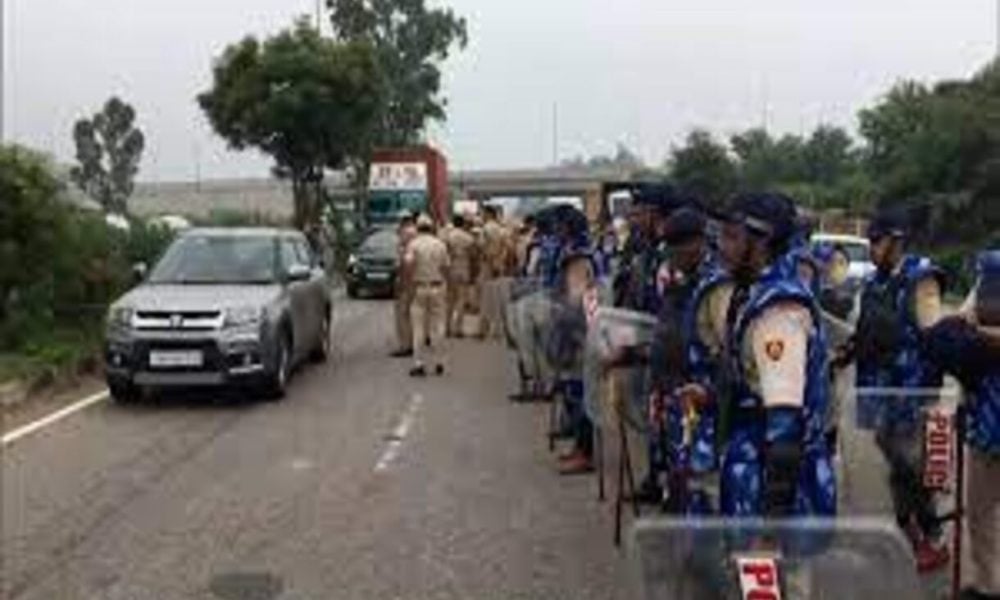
<box><xmin>134</xmin><ymin>310</ymin><xmax>224</xmax><ymax>331</ymax></box>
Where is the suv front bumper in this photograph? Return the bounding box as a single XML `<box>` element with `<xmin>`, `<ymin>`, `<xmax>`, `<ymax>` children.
<box><xmin>105</xmin><ymin>325</ymin><xmax>276</xmax><ymax>389</ymax></box>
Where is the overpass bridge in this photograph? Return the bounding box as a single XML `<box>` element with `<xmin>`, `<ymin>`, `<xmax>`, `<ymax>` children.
<box><xmin>131</xmin><ymin>166</ymin><xmax>645</xmax><ymax>221</ymax></box>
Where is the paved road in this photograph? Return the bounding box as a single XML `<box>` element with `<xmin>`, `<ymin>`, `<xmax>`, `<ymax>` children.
<box><xmin>2</xmin><ymin>299</ymin><xmax>634</xmax><ymax>600</ymax></box>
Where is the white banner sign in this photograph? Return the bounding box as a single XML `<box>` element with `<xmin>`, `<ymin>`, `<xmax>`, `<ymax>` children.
<box><xmin>369</xmin><ymin>162</ymin><xmax>428</xmax><ymax>191</ymax></box>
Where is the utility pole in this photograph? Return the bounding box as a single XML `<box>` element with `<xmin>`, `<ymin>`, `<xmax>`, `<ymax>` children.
<box><xmin>1</xmin><ymin>0</ymin><xmax>6</xmax><ymax>143</ymax></box>
<box><xmin>315</xmin><ymin>0</ymin><xmax>322</xmax><ymax>32</ymax></box>
<box><xmin>551</xmin><ymin>102</ymin><xmax>559</xmax><ymax>166</ymax></box>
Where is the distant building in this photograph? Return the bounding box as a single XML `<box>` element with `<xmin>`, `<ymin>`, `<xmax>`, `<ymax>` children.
<box><xmin>130</xmin><ymin>178</ymin><xmax>295</xmax><ymax>220</ymax></box>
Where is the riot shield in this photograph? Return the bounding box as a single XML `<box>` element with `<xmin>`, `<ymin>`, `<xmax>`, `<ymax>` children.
<box><xmin>507</xmin><ymin>280</ymin><xmax>556</xmax><ymax>393</ymax></box>
<box><xmin>583</xmin><ymin>306</ymin><xmax>660</xmax><ymax>431</ymax></box>
<box><xmin>631</xmin><ymin>517</ymin><xmax>923</xmax><ymax>600</ymax></box>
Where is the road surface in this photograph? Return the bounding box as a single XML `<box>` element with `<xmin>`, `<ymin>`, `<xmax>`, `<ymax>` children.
<box><xmin>2</xmin><ymin>298</ymin><xmax>634</xmax><ymax>600</ymax></box>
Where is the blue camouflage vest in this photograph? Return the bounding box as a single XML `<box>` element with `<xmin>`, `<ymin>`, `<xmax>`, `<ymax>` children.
<box><xmin>673</xmin><ymin>261</ymin><xmax>727</xmax><ymax>478</ymax></box>
<box><xmin>719</xmin><ymin>265</ymin><xmax>836</xmax><ymax>517</ymax></box>
<box><xmin>968</xmin><ymin>250</ymin><xmax>1000</xmax><ymax>455</ymax></box>
<box><xmin>855</xmin><ymin>255</ymin><xmax>945</xmax><ymax>430</ymax></box>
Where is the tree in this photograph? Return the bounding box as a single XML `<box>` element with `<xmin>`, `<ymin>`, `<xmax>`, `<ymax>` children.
<box><xmin>198</xmin><ymin>19</ymin><xmax>383</xmax><ymax>229</ymax></box>
<box><xmin>668</xmin><ymin>129</ymin><xmax>738</xmax><ymax>205</ymax></box>
<box><xmin>857</xmin><ymin>62</ymin><xmax>1000</xmax><ymax>245</ymax></box>
<box><xmin>70</xmin><ymin>97</ymin><xmax>145</xmax><ymax>214</ymax></box>
<box><xmin>803</xmin><ymin>125</ymin><xmax>855</xmax><ymax>186</ymax></box>
<box><xmin>328</xmin><ymin>0</ymin><xmax>467</xmax><ymax>146</ymax></box>
<box><xmin>560</xmin><ymin>143</ymin><xmax>646</xmax><ymax>171</ymax></box>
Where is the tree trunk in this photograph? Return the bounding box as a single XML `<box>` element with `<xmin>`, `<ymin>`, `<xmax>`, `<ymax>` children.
<box><xmin>291</xmin><ymin>176</ymin><xmax>309</xmax><ymax>230</ymax></box>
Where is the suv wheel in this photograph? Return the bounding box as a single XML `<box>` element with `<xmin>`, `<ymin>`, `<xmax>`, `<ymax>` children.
<box><xmin>264</xmin><ymin>332</ymin><xmax>291</xmax><ymax>400</ymax></box>
<box><xmin>310</xmin><ymin>311</ymin><xmax>331</xmax><ymax>363</ymax></box>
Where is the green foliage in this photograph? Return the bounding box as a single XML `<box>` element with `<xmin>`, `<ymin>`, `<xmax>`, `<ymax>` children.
<box><xmin>0</xmin><ymin>145</ymin><xmax>67</xmax><ymax>334</ymax></box>
<box><xmin>70</xmin><ymin>96</ymin><xmax>145</xmax><ymax>213</ymax></box>
<box><xmin>857</xmin><ymin>61</ymin><xmax>1000</xmax><ymax>246</ymax></box>
<box><xmin>198</xmin><ymin>19</ymin><xmax>383</xmax><ymax>229</ymax></box>
<box><xmin>0</xmin><ymin>144</ymin><xmax>174</xmax><ymax>380</ymax></box>
<box><xmin>328</xmin><ymin>0</ymin><xmax>468</xmax><ymax>146</ymax></box>
<box><xmin>668</xmin><ymin>129</ymin><xmax>739</xmax><ymax>205</ymax></box>
<box><xmin>125</xmin><ymin>219</ymin><xmax>177</xmax><ymax>268</ymax></box>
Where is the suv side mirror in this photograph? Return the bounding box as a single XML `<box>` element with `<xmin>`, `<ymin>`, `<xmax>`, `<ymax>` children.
<box><xmin>132</xmin><ymin>262</ymin><xmax>148</xmax><ymax>283</ymax></box>
<box><xmin>286</xmin><ymin>264</ymin><xmax>311</xmax><ymax>282</ymax></box>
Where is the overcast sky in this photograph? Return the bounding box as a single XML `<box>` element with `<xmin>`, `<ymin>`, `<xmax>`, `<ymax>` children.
<box><xmin>4</xmin><ymin>0</ymin><xmax>997</xmax><ymax>181</ymax></box>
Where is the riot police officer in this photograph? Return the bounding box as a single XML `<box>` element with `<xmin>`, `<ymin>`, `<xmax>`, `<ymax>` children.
<box><xmin>701</xmin><ymin>192</ymin><xmax>836</xmax><ymax>517</ymax></box>
<box><xmin>925</xmin><ymin>248</ymin><xmax>1000</xmax><ymax>599</ymax></box>
<box><xmin>850</xmin><ymin>208</ymin><xmax>949</xmax><ymax>572</ymax></box>
<box><xmin>611</xmin><ymin>183</ymin><xmax>677</xmax><ymax>502</ymax></box>
<box><xmin>647</xmin><ymin>206</ymin><xmax>722</xmax><ymax>513</ymax></box>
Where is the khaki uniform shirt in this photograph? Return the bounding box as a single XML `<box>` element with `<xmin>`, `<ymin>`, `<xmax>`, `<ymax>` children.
<box><xmin>481</xmin><ymin>220</ymin><xmax>508</xmax><ymax>276</ymax></box>
<box><xmin>443</xmin><ymin>228</ymin><xmax>477</xmax><ymax>284</ymax></box>
<box><xmin>405</xmin><ymin>233</ymin><xmax>450</xmax><ymax>285</ymax></box>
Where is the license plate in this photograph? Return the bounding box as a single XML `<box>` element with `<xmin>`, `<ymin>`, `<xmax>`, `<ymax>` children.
<box><xmin>368</xmin><ymin>272</ymin><xmax>391</xmax><ymax>281</ymax></box>
<box><xmin>149</xmin><ymin>350</ymin><xmax>203</xmax><ymax>368</ymax></box>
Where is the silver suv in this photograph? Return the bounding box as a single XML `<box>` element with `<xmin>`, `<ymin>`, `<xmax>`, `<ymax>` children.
<box><xmin>104</xmin><ymin>228</ymin><xmax>331</xmax><ymax>402</ymax></box>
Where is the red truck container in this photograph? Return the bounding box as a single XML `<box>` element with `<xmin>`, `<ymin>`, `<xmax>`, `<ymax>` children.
<box><xmin>367</xmin><ymin>146</ymin><xmax>449</xmax><ymax>226</ymax></box>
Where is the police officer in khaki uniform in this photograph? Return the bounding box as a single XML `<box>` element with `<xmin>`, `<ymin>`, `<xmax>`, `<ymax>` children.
<box><xmin>391</xmin><ymin>214</ymin><xmax>419</xmax><ymax>358</ymax></box>
<box><xmin>478</xmin><ymin>205</ymin><xmax>508</xmax><ymax>339</ymax></box>
<box><xmin>442</xmin><ymin>214</ymin><xmax>478</xmax><ymax>337</ymax></box>
<box><xmin>404</xmin><ymin>214</ymin><xmax>450</xmax><ymax>376</ymax></box>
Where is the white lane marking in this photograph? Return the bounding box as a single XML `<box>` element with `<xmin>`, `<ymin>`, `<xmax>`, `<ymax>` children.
<box><xmin>374</xmin><ymin>441</ymin><xmax>402</xmax><ymax>472</ymax></box>
<box><xmin>374</xmin><ymin>393</ymin><xmax>422</xmax><ymax>473</ymax></box>
<box><xmin>2</xmin><ymin>389</ymin><xmax>109</xmax><ymax>447</ymax></box>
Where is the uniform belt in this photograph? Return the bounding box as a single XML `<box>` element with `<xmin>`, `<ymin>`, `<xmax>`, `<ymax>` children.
<box><xmin>416</xmin><ymin>281</ymin><xmax>445</xmax><ymax>286</ymax></box>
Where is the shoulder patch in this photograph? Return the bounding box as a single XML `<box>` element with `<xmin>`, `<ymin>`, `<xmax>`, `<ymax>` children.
<box><xmin>764</xmin><ymin>339</ymin><xmax>785</xmax><ymax>362</ymax></box>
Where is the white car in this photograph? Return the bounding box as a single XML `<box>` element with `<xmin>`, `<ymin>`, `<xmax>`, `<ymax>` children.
<box><xmin>810</xmin><ymin>233</ymin><xmax>875</xmax><ymax>282</ymax></box>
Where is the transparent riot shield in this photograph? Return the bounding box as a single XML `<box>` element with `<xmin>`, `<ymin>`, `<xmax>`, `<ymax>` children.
<box><xmin>507</xmin><ymin>279</ymin><xmax>555</xmax><ymax>397</ymax></box>
<box><xmin>582</xmin><ymin>305</ymin><xmax>661</xmax><ymax>543</ymax></box>
<box><xmin>837</xmin><ymin>381</ymin><xmax>967</xmax><ymax>599</ymax></box>
<box><xmin>583</xmin><ymin>306</ymin><xmax>660</xmax><ymax>432</ymax></box>
<box><xmin>631</xmin><ymin>517</ymin><xmax>924</xmax><ymax>600</ymax></box>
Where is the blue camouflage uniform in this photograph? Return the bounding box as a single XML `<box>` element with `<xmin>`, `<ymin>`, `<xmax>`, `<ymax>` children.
<box><xmin>855</xmin><ymin>254</ymin><xmax>945</xmax><ymax>430</ymax></box>
<box><xmin>656</xmin><ymin>255</ymin><xmax>724</xmax><ymax>514</ymax></box>
<box><xmin>967</xmin><ymin>250</ymin><xmax>1000</xmax><ymax>457</ymax></box>
<box><xmin>717</xmin><ymin>193</ymin><xmax>836</xmax><ymax>518</ymax></box>
<box><xmin>721</xmin><ymin>263</ymin><xmax>837</xmax><ymax>517</ymax></box>
<box><xmin>854</xmin><ymin>211</ymin><xmax>947</xmax><ymax>546</ymax></box>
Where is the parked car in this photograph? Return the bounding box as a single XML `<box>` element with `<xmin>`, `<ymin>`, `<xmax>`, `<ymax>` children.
<box><xmin>104</xmin><ymin>228</ymin><xmax>331</xmax><ymax>402</ymax></box>
<box><xmin>346</xmin><ymin>228</ymin><xmax>398</xmax><ymax>298</ymax></box>
<box><xmin>810</xmin><ymin>232</ymin><xmax>875</xmax><ymax>283</ymax></box>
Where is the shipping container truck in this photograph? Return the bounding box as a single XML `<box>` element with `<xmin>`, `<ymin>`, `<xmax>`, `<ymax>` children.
<box><xmin>366</xmin><ymin>146</ymin><xmax>449</xmax><ymax>227</ymax></box>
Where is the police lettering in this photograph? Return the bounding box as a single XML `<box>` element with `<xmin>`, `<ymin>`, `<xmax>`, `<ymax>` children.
<box><xmin>736</xmin><ymin>557</ymin><xmax>783</xmax><ymax>600</ymax></box>
<box><xmin>923</xmin><ymin>410</ymin><xmax>953</xmax><ymax>490</ymax></box>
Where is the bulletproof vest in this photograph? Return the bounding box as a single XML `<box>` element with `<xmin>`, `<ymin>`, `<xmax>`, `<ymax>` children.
<box><xmin>819</xmin><ymin>283</ymin><xmax>856</xmax><ymax>320</ymax></box>
<box><xmin>652</xmin><ymin>267</ymin><xmax>697</xmax><ymax>389</ymax></box>
<box><xmin>976</xmin><ymin>250</ymin><xmax>1000</xmax><ymax>326</ymax></box>
<box><xmin>856</xmin><ymin>274</ymin><xmax>905</xmax><ymax>368</ymax></box>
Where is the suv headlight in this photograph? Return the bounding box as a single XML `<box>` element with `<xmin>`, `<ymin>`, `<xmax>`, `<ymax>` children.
<box><xmin>107</xmin><ymin>306</ymin><xmax>133</xmax><ymax>329</ymax></box>
<box><xmin>225</xmin><ymin>306</ymin><xmax>265</xmax><ymax>328</ymax></box>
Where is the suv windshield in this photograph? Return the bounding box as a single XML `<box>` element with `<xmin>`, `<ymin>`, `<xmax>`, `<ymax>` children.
<box><xmin>148</xmin><ymin>234</ymin><xmax>277</xmax><ymax>284</ymax></box>
<box><xmin>359</xmin><ymin>230</ymin><xmax>397</xmax><ymax>254</ymax></box>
